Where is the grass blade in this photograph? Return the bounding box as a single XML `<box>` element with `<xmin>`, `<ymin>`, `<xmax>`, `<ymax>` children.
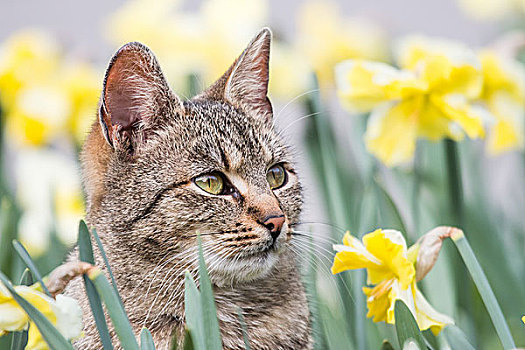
<box><xmin>18</xmin><ymin>268</ymin><xmax>33</xmax><ymax>286</ymax></box>
<box><xmin>394</xmin><ymin>300</ymin><xmax>426</xmax><ymax>350</ymax></box>
<box><xmin>10</xmin><ymin>269</ymin><xmax>33</xmax><ymax>350</ymax></box>
<box><xmin>443</xmin><ymin>325</ymin><xmax>476</xmax><ymax>350</ymax></box>
<box><xmin>236</xmin><ymin>307</ymin><xmax>251</xmax><ymax>350</ymax></box>
<box><xmin>91</xmin><ymin>227</ymin><xmax>122</xmax><ymax>307</ymax></box>
<box><xmin>88</xmin><ymin>267</ymin><xmax>139</xmax><ymax>350</ymax></box>
<box><xmin>12</xmin><ymin>240</ymin><xmax>50</xmax><ymax>297</ymax></box>
<box><xmin>451</xmin><ymin>230</ymin><xmax>516</xmax><ymax>349</ymax></box>
<box><xmin>0</xmin><ymin>271</ymin><xmax>74</xmax><ymax>350</ymax></box>
<box><xmin>78</xmin><ymin>220</ymin><xmax>113</xmax><ymax>350</ymax></box>
<box><xmin>182</xmin><ymin>329</ymin><xmax>195</xmax><ymax>350</ymax></box>
<box><xmin>9</xmin><ymin>330</ymin><xmax>28</xmax><ymax>350</ymax></box>
<box><xmin>197</xmin><ymin>236</ymin><xmax>222</xmax><ymax>350</ymax></box>
<box><xmin>140</xmin><ymin>328</ymin><xmax>156</xmax><ymax>350</ymax></box>
<box><xmin>184</xmin><ymin>272</ymin><xmax>204</xmax><ymax>350</ymax></box>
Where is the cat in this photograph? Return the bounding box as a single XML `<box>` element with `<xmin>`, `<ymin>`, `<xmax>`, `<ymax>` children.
<box><xmin>66</xmin><ymin>28</ymin><xmax>312</xmax><ymax>349</ymax></box>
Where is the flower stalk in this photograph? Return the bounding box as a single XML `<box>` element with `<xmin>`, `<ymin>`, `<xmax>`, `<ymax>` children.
<box><xmin>451</xmin><ymin>230</ymin><xmax>516</xmax><ymax>349</ymax></box>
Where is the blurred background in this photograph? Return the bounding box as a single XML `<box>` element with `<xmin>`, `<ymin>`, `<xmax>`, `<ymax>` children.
<box><xmin>0</xmin><ymin>0</ymin><xmax>524</xmax><ymax>349</ymax></box>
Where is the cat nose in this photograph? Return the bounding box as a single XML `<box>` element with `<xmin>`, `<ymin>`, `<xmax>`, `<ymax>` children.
<box><xmin>262</xmin><ymin>215</ymin><xmax>285</xmax><ymax>240</ymax></box>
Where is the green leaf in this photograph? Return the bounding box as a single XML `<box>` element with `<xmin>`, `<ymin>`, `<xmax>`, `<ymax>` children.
<box><xmin>451</xmin><ymin>231</ymin><xmax>515</xmax><ymax>349</ymax></box>
<box><xmin>0</xmin><ymin>271</ymin><xmax>74</xmax><ymax>350</ymax></box>
<box><xmin>88</xmin><ymin>268</ymin><xmax>139</xmax><ymax>350</ymax></box>
<box><xmin>394</xmin><ymin>300</ymin><xmax>426</xmax><ymax>350</ymax></box>
<box><xmin>184</xmin><ymin>272</ymin><xmax>204</xmax><ymax>350</ymax></box>
<box><xmin>78</xmin><ymin>220</ymin><xmax>113</xmax><ymax>350</ymax></box>
<box><xmin>91</xmin><ymin>227</ymin><xmax>123</xmax><ymax>307</ymax></box>
<box><xmin>12</xmin><ymin>240</ymin><xmax>50</xmax><ymax>297</ymax></box>
<box><xmin>0</xmin><ymin>198</ymin><xmax>19</xmax><ymax>279</ymax></box>
<box><xmin>18</xmin><ymin>268</ymin><xmax>33</xmax><ymax>286</ymax></box>
<box><xmin>196</xmin><ymin>235</ymin><xmax>222</xmax><ymax>350</ymax></box>
<box><xmin>9</xmin><ymin>329</ymin><xmax>28</xmax><ymax>350</ymax></box>
<box><xmin>140</xmin><ymin>328</ymin><xmax>156</xmax><ymax>350</ymax></box>
<box><xmin>443</xmin><ymin>325</ymin><xmax>475</xmax><ymax>350</ymax></box>
<box><xmin>10</xmin><ymin>269</ymin><xmax>32</xmax><ymax>350</ymax></box>
<box><xmin>236</xmin><ymin>307</ymin><xmax>251</xmax><ymax>350</ymax></box>
<box><xmin>182</xmin><ymin>329</ymin><xmax>195</xmax><ymax>350</ymax></box>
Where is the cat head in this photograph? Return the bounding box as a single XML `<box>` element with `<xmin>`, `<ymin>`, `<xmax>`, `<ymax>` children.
<box><xmin>82</xmin><ymin>28</ymin><xmax>302</xmax><ymax>285</ymax></box>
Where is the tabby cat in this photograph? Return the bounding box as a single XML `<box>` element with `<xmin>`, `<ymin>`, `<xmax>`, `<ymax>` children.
<box><xmin>66</xmin><ymin>28</ymin><xmax>312</xmax><ymax>349</ymax></box>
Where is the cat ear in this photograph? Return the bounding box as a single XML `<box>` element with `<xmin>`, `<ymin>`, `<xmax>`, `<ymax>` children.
<box><xmin>202</xmin><ymin>28</ymin><xmax>273</xmax><ymax>119</ymax></box>
<box><xmin>99</xmin><ymin>42</ymin><xmax>181</xmax><ymax>151</ymax></box>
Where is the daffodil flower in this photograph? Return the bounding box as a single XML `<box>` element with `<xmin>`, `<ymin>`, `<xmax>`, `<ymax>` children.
<box><xmin>332</xmin><ymin>229</ymin><xmax>453</xmax><ymax>334</ymax></box>
<box><xmin>478</xmin><ymin>50</ymin><xmax>525</xmax><ymax>155</ymax></box>
<box><xmin>0</xmin><ymin>282</ymin><xmax>82</xmax><ymax>349</ymax></box>
<box><xmin>336</xmin><ymin>36</ymin><xmax>485</xmax><ymax>166</ymax></box>
<box><xmin>0</xmin><ymin>30</ymin><xmax>101</xmax><ymax>146</ymax></box>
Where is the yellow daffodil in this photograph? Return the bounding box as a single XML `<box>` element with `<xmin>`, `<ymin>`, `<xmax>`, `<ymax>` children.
<box><xmin>61</xmin><ymin>63</ymin><xmax>101</xmax><ymax>145</ymax></box>
<box><xmin>336</xmin><ymin>36</ymin><xmax>485</xmax><ymax>166</ymax></box>
<box><xmin>0</xmin><ymin>30</ymin><xmax>100</xmax><ymax>146</ymax></box>
<box><xmin>332</xmin><ymin>229</ymin><xmax>453</xmax><ymax>334</ymax></box>
<box><xmin>478</xmin><ymin>50</ymin><xmax>525</xmax><ymax>154</ymax></box>
<box><xmin>0</xmin><ymin>282</ymin><xmax>82</xmax><ymax>349</ymax></box>
<box><xmin>296</xmin><ymin>1</ymin><xmax>388</xmax><ymax>88</ymax></box>
<box><xmin>0</xmin><ymin>30</ymin><xmax>60</xmax><ymax>112</ymax></box>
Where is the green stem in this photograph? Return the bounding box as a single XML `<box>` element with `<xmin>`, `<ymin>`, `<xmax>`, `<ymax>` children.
<box><xmin>444</xmin><ymin>139</ymin><xmax>463</xmax><ymax>227</ymax></box>
<box><xmin>451</xmin><ymin>231</ymin><xmax>516</xmax><ymax>349</ymax></box>
<box><xmin>307</xmin><ymin>74</ymin><xmax>366</xmax><ymax>350</ymax></box>
<box><xmin>411</xmin><ymin>142</ymin><xmax>422</xmax><ymax>238</ymax></box>
<box><xmin>443</xmin><ymin>139</ymin><xmax>477</xmax><ymax>343</ymax></box>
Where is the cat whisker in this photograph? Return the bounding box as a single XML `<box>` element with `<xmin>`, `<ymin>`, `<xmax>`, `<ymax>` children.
<box><xmin>289</xmin><ymin>239</ymin><xmax>355</xmax><ymax>305</ymax></box>
<box><xmin>292</xmin><ymin>221</ymin><xmax>349</xmax><ymax>235</ymax></box>
<box><xmin>273</xmin><ymin>88</ymin><xmax>321</xmax><ymax>125</ymax></box>
<box><xmin>290</xmin><ymin>230</ymin><xmax>339</xmax><ymax>246</ymax></box>
<box><xmin>142</xmin><ymin>240</ymin><xmax>217</xmax><ymax>328</ymax></box>
<box><xmin>277</xmin><ymin>111</ymin><xmax>321</xmax><ymax>136</ymax></box>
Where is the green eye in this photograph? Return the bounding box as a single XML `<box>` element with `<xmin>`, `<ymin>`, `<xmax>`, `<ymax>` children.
<box><xmin>267</xmin><ymin>164</ymin><xmax>287</xmax><ymax>190</ymax></box>
<box><xmin>195</xmin><ymin>173</ymin><xmax>224</xmax><ymax>195</ymax></box>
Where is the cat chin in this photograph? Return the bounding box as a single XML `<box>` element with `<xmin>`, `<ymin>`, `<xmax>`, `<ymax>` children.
<box><xmin>207</xmin><ymin>249</ymin><xmax>282</xmax><ymax>287</ymax></box>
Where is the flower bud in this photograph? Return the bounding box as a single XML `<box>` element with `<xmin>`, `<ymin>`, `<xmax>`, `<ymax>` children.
<box><xmin>414</xmin><ymin>226</ymin><xmax>463</xmax><ymax>281</ymax></box>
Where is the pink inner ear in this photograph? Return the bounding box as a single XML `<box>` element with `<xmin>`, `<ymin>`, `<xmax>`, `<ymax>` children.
<box><xmin>101</xmin><ymin>45</ymin><xmax>156</xmax><ymax>145</ymax></box>
<box><xmin>105</xmin><ymin>74</ymin><xmax>143</xmax><ymax>133</ymax></box>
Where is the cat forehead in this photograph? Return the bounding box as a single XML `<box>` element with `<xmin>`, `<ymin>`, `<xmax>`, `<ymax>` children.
<box><xmin>160</xmin><ymin>99</ymin><xmax>289</xmax><ymax>171</ymax></box>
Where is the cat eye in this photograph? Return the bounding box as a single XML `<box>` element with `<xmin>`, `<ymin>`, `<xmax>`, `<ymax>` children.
<box><xmin>194</xmin><ymin>173</ymin><xmax>225</xmax><ymax>195</ymax></box>
<box><xmin>267</xmin><ymin>164</ymin><xmax>287</xmax><ymax>190</ymax></box>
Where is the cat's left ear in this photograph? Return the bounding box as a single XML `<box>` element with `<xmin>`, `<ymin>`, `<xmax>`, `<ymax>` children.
<box><xmin>202</xmin><ymin>28</ymin><xmax>273</xmax><ymax>119</ymax></box>
<box><xmin>99</xmin><ymin>42</ymin><xmax>183</xmax><ymax>152</ymax></box>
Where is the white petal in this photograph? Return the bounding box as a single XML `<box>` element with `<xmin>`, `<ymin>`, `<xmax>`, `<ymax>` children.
<box><xmin>52</xmin><ymin>295</ymin><xmax>83</xmax><ymax>340</ymax></box>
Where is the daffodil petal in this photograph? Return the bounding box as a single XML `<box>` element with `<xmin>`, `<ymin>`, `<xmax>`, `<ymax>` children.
<box><xmin>396</xmin><ymin>35</ymin><xmax>482</xmax><ymax>98</ymax></box>
<box><xmin>414</xmin><ymin>286</ymin><xmax>454</xmax><ymax>335</ymax></box>
<box><xmin>486</xmin><ymin>92</ymin><xmax>525</xmax><ymax>154</ymax></box>
<box><xmin>363</xmin><ymin>279</ymin><xmax>394</xmax><ymax>322</ymax></box>
<box><xmin>0</xmin><ymin>300</ymin><xmax>28</xmax><ymax>332</ymax></box>
<box><xmin>335</xmin><ymin>60</ymin><xmax>424</xmax><ymax>113</ymax></box>
<box><xmin>52</xmin><ymin>295</ymin><xmax>83</xmax><ymax>340</ymax></box>
<box><xmin>365</xmin><ymin>99</ymin><xmax>420</xmax><ymax>166</ymax></box>
<box><xmin>480</xmin><ymin>50</ymin><xmax>525</xmax><ymax>104</ymax></box>
<box><xmin>429</xmin><ymin>94</ymin><xmax>485</xmax><ymax>140</ymax></box>
<box><xmin>332</xmin><ymin>233</ymin><xmax>382</xmax><ymax>274</ymax></box>
<box><xmin>362</xmin><ymin>229</ymin><xmax>415</xmax><ymax>288</ymax></box>
<box><xmin>385</xmin><ymin>279</ymin><xmax>416</xmax><ymax>325</ymax></box>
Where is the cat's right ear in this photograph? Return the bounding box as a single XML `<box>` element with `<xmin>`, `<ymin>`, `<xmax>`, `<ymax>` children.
<box><xmin>99</xmin><ymin>42</ymin><xmax>182</xmax><ymax>152</ymax></box>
